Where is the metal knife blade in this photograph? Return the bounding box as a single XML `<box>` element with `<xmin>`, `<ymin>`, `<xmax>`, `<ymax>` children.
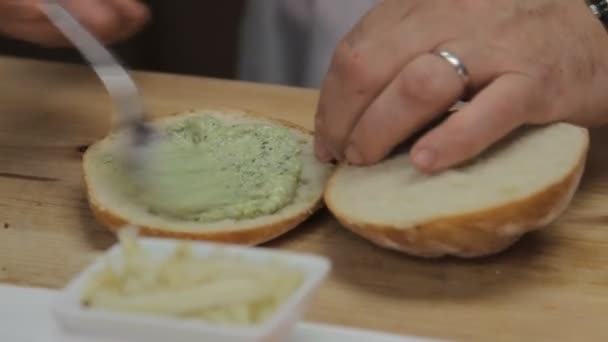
<box><xmin>41</xmin><ymin>0</ymin><xmax>157</xmax><ymax>172</ymax></box>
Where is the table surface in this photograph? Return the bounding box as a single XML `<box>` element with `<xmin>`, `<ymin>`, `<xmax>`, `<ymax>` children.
<box><xmin>2</xmin><ymin>56</ymin><xmax>608</xmax><ymax>342</ymax></box>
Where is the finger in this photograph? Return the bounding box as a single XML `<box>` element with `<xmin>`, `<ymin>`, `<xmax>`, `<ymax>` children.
<box><xmin>410</xmin><ymin>74</ymin><xmax>535</xmax><ymax>173</ymax></box>
<box><xmin>63</xmin><ymin>0</ymin><xmax>122</xmax><ymax>44</ymax></box>
<box><xmin>343</xmin><ymin>53</ymin><xmax>464</xmax><ymax>165</ymax></box>
<box><xmin>7</xmin><ymin>0</ymin><xmax>121</xmax><ymax>46</ymax></box>
<box><xmin>0</xmin><ymin>1</ymin><xmax>61</xmax><ymax>45</ymax></box>
<box><xmin>1</xmin><ymin>0</ymin><xmax>45</xmax><ymax>20</ymax></box>
<box><xmin>1</xmin><ymin>0</ymin><xmax>143</xmax><ymax>47</ymax></box>
<box><xmin>108</xmin><ymin>0</ymin><xmax>149</xmax><ymax>21</ymax></box>
<box><xmin>343</xmin><ymin>39</ymin><xmax>504</xmax><ymax>165</ymax></box>
<box><xmin>314</xmin><ymin>115</ymin><xmax>333</xmax><ymax>162</ymax></box>
<box><xmin>314</xmin><ymin>2</ymin><xmax>441</xmax><ymax>161</ymax></box>
<box><xmin>0</xmin><ymin>20</ymin><xmax>68</xmax><ymax>47</ymax></box>
<box><xmin>107</xmin><ymin>0</ymin><xmax>150</xmax><ymax>37</ymax></box>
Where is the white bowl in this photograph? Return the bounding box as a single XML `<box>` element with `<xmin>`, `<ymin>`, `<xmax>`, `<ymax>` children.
<box><xmin>50</xmin><ymin>237</ymin><xmax>331</xmax><ymax>342</ymax></box>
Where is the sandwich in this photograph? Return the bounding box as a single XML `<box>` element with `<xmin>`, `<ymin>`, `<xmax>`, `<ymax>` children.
<box><xmin>83</xmin><ymin>108</ymin><xmax>589</xmax><ymax>258</ymax></box>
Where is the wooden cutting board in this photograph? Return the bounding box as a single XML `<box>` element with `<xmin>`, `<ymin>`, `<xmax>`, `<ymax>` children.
<box><xmin>1</xmin><ymin>56</ymin><xmax>608</xmax><ymax>342</ymax></box>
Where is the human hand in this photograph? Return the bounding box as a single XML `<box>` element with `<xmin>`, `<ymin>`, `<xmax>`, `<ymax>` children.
<box><xmin>314</xmin><ymin>0</ymin><xmax>608</xmax><ymax>173</ymax></box>
<box><xmin>0</xmin><ymin>0</ymin><xmax>149</xmax><ymax>47</ymax></box>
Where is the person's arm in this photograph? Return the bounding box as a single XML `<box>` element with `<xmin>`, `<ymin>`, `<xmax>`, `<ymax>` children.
<box><xmin>314</xmin><ymin>0</ymin><xmax>608</xmax><ymax>173</ymax></box>
<box><xmin>0</xmin><ymin>0</ymin><xmax>149</xmax><ymax>47</ymax></box>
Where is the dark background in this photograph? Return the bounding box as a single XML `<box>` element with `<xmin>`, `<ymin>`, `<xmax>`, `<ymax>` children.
<box><xmin>0</xmin><ymin>1</ymin><xmax>246</xmax><ymax>80</ymax></box>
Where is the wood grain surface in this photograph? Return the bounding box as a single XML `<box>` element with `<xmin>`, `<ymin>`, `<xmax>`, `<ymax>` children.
<box><xmin>1</xmin><ymin>56</ymin><xmax>608</xmax><ymax>342</ymax></box>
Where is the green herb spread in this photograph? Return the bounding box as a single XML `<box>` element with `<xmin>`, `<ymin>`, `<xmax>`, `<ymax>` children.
<box><xmin>103</xmin><ymin>115</ymin><xmax>302</xmax><ymax>222</ymax></box>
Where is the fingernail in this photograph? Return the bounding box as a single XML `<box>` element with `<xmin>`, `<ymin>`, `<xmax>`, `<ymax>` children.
<box><xmin>412</xmin><ymin>148</ymin><xmax>435</xmax><ymax>170</ymax></box>
<box><xmin>345</xmin><ymin>145</ymin><xmax>363</xmax><ymax>165</ymax></box>
<box><xmin>314</xmin><ymin>136</ymin><xmax>333</xmax><ymax>162</ymax></box>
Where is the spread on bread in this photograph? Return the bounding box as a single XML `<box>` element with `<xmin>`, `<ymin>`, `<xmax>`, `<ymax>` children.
<box><xmin>82</xmin><ymin>109</ymin><xmax>333</xmax><ymax>244</ymax></box>
<box><xmin>99</xmin><ymin>115</ymin><xmax>303</xmax><ymax>222</ymax></box>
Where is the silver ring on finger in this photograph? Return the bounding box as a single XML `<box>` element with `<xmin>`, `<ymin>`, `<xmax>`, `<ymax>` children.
<box><xmin>433</xmin><ymin>50</ymin><xmax>471</xmax><ymax>97</ymax></box>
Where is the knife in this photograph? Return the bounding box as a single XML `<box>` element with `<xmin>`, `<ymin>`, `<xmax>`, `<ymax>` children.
<box><xmin>40</xmin><ymin>0</ymin><xmax>157</xmax><ymax>172</ymax></box>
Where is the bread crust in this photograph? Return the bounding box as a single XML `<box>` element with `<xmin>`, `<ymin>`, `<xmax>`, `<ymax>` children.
<box><xmin>87</xmin><ymin>196</ymin><xmax>322</xmax><ymax>245</ymax></box>
<box><xmin>325</xmin><ymin>131</ymin><xmax>589</xmax><ymax>258</ymax></box>
<box><xmin>83</xmin><ymin>108</ymin><xmax>328</xmax><ymax>245</ymax></box>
